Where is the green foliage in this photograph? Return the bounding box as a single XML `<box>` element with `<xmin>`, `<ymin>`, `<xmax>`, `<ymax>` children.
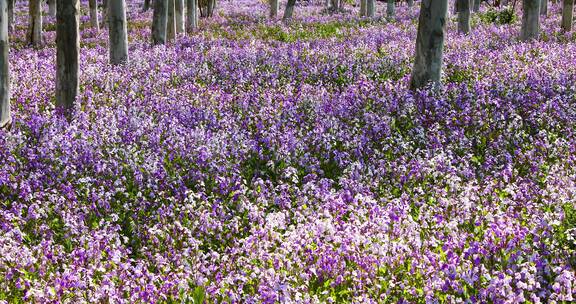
<box><xmin>553</xmin><ymin>203</ymin><xmax>576</xmax><ymax>254</ymax></box>
<box><xmin>479</xmin><ymin>8</ymin><xmax>516</xmax><ymax>25</ymax></box>
<box><xmin>170</xmin><ymin>283</ymin><xmax>207</xmax><ymax>304</ymax></box>
<box><xmin>309</xmin><ymin>276</ymin><xmax>354</xmax><ymax>303</ymax></box>
<box><xmin>210</xmin><ymin>19</ymin><xmax>370</xmax><ymax>42</ymax></box>
<box><xmin>257</xmin><ymin>22</ymin><xmax>350</xmax><ymax>42</ymax></box>
<box><xmin>446</xmin><ymin>65</ymin><xmax>475</xmax><ymax>84</ymax></box>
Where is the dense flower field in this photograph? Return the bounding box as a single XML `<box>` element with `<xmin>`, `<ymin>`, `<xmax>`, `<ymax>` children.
<box><xmin>1</xmin><ymin>0</ymin><xmax>576</xmax><ymax>302</ymax></box>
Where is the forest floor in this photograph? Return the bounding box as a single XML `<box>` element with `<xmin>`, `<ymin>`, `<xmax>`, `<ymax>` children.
<box><xmin>1</xmin><ymin>0</ymin><xmax>575</xmax><ymax>302</ymax></box>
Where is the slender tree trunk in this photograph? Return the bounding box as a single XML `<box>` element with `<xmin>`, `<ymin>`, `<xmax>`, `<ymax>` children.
<box><xmin>409</xmin><ymin>0</ymin><xmax>448</xmax><ymax>90</ymax></box>
<box><xmin>360</xmin><ymin>0</ymin><xmax>367</xmax><ymax>16</ymax></box>
<box><xmin>473</xmin><ymin>0</ymin><xmax>480</xmax><ymax>11</ymax></box>
<box><xmin>56</xmin><ymin>0</ymin><xmax>79</xmax><ymax>115</ymax></box>
<box><xmin>540</xmin><ymin>0</ymin><xmax>547</xmax><ymax>15</ymax></box>
<box><xmin>153</xmin><ymin>0</ymin><xmax>167</xmax><ymax>43</ymax></box>
<box><xmin>561</xmin><ymin>0</ymin><xmax>574</xmax><ymax>31</ymax></box>
<box><xmin>367</xmin><ymin>0</ymin><xmax>375</xmax><ymax>17</ymax></box>
<box><xmin>207</xmin><ymin>0</ymin><xmax>215</xmax><ymax>16</ymax></box>
<box><xmin>186</xmin><ymin>0</ymin><xmax>197</xmax><ymax>32</ymax></box>
<box><xmin>48</xmin><ymin>0</ymin><xmax>56</xmax><ymax>17</ymax></box>
<box><xmin>0</xmin><ymin>0</ymin><xmax>10</xmax><ymax>129</ymax></box>
<box><xmin>207</xmin><ymin>0</ymin><xmax>213</xmax><ymax>17</ymax></box>
<box><xmin>408</xmin><ymin>0</ymin><xmax>414</xmax><ymax>7</ymax></box>
<box><xmin>387</xmin><ymin>0</ymin><xmax>396</xmax><ymax>17</ymax></box>
<box><xmin>520</xmin><ymin>0</ymin><xmax>540</xmax><ymax>40</ymax></box>
<box><xmin>108</xmin><ymin>0</ymin><xmax>128</xmax><ymax>64</ymax></box>
<box><xmin>167</xmin><ymin>0</ymin><xmax>176</xmax><ymax>40</ymax></box>
<box><xmin>143</xmin><ymin>0</ymin><xmax>151</xmax><ymax>11</ymax></box>
<box><xmin>339</xmin><ymin>0</ymin><xmax>344</xmax><ymax>11</ymax></box>
<box><xmin>7</xmin><ymin>0</ymin><xmax>12</xmax><ymax>32</ymax></box>
<box><xmin>89</xmin><ymin>0</ymin><xmax>99</xmax><ymax>31</ymax></box>
<box><xmin>457</xmin><ymin>0</ymin><xmax>470</xmax><ymax>33</ymax></box>
<box><xmin>28</xmin><ymin>0</ymin><xmax>43</xmax><ymax>47</ymax></box>
<box><xmin>175</xmin><ymin>0</ymin><xmax>184</xmax><ymax>33</ymax></box>
<box><xmin>102</xmin><ymin>0</ymin><xmax>109</xmax><ymax>27</ymax></box>
<box><xmin>283</xmin><ymin>0</ymin><xmax>296</xmax><ymax>20</ymax></box>
<box><xmin>270</xmin><ymin>0</ymin><xmax>278</xmax><ymax>18</ymax></box>
<box><xmin>330</xmin><ymin>0</ymin><xmax>339</xmax><ymax>12</ymax></box>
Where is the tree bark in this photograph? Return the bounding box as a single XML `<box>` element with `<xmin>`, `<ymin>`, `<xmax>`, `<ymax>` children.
<box><xmin>207</xmin><ymin>0</ymin><xmax>215</xmax><ymax>17</ymax></box>
<box><xmin>0</xmin><ymin>0</ymin><xmax>10</xmax><ymax>129</ymax></box>
<box><xmin>330</xmin><ymin>0</ymin><xmax>339</xmax><ymax>13</ymax></box>
<box><xmin>408</xmin><ymin>0</ymin><xmax>414</xmax><ymax>7</ymax></box>
<box><xmin>102</xmin><ymin>0</ymin><xmax>108</xmax><ymax>27</ymax></box>
<box><xmin>89</xmin><ymin>0</ymin><xmax>99</xmax><ymax>31</ymax></box>
<box><xmin>457</xmin><ymin>0</ymin><xmax>470</xmax><ymax>33</ymax></box>
<box><xmin>175</xmin><ymin>0</ymin><xmax>184</xmax><ymax>33</ymax></box>
<box><xmin>28</xmin><ymin>0</ymin><xmax>43</xmax><ymax>47</ymax></box>
<box><xmin>186</xmin><ymin>0</ymin><xmax>197</xmax><ymax>32</ymax></box>
<box><xmin>153</xmin><ymin>0</ymin><xmax>168</xmax><ymax>43</ymax></box>
<box><xmin>167</xmin><ymin>0</ymin><xmax>176</xmax><ymax>40</ymax></box>
<box><xmin>270</xmin><ymin>0</ymin><xmax>278</xmax><ymax>18</ymax></box>
<box><xmin>56</xmin><ymin>0</ymin><xmax>79</xmax><ymax>115</ymax></box>
<box><xmin>409</xmin><ymin>0</ymin><xmax>448</xmax><ymax>90</ymax></box>
<box><xmin>520</xmin><ymin>0</ymin><xmax>540</xmax><ymax>40</ymax></box>
<box><xmin>360</xmin><ymin>0</ymin><xmax>367</xmax><ymax>16</ymax></box>
<box><xmin>540</xmin><ymin>0</ymin><xmax>547</xmax><ymax>15</ymax></box>
<box><xmin>387</xmin><ymin>0</ymin><xmax>396</xmax><ymax>17</ymax></box>
<box><xmin>48</xmin><ymin>0</ymin><xmax>56</xmax><ymax>17</ymax></box>
<box><xmin>143</xmin><ymin>0</ymin><xmax>151</xmax><ymax>11</ymax></box>
<box><xmin>367</xmin><ymin>0</ymin><xmax>375</xmax><ymax>17</ymax></box>
<box><xmin>561</xmin><ymin>0</ymin><xmax>573</xmax><ymax>31</ymax></box>
<box><xmin>473</xmin><ymin>0</ymin><xmax>479</xmax><ymax>11</ymax></box>
<box><xmin>108</xmin><ymin>0</ymin><xmax>128</xmax><ymax>64</ymax></box>
<box><xmin>7</xmin><ymin>0</ymin><xmax>12</xmax><ymax>32</ymax></box>
<box><xmin>283</xmin><ymin>0</ymin><xmax>296</xmax><ymax>20</ymax></box>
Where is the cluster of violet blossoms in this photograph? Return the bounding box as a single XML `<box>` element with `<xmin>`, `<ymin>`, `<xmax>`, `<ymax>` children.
<box><xmin>0</xmin><ymin>0</ymin><xmax>575</xmax><ymax>303</ymax></box>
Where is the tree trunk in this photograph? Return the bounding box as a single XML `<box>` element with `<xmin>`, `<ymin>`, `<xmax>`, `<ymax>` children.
<box><xmin>540</xmin><ymin>0</ymin><xmax>547</xmax><ymax>15</ymax></box>
<box><xmin>360</xmin><ymin>0</ymin><xmax>367</xmax><ymax>16</ymax></box>
<box><xmin>270</xmin><ymin>0</ymin><xmax>278</xmax><ymax>18</ymax></box>
<box><xmin>457</xmin><ymin>0</ymin><xmax>470</xmax><ymax>33</ymax></box>
<box><xmin>387</xmin><ymin>0</ymin><xmax>396</xmax><ymax>17</ymax></box>
<box><xmin>408</xmin><ymin>0</ymin><xmax>414</xmax><ymax>7</ymax></box>
<box><xmin>367</xmin><ymin>0</ymin><xmax>375</xmax><ymax>17</ymax></box>
<box><xmin>0</xmin><ymin>0</ymin><xmax>10</xmax><ymax>129</ymax></box>
<box><xmin>153</xmin><ymin>0</ymin><xmax>167</xmax><ymax>43</ymax></box>
<box><xmin>330</xmin><ymin>0</ymin><xmax>339</xmax><ymax>12</ymax></box>
<box><xmin>108</xmin><ymin>0</ymin><xmax>128</xmax><ymax>64</ymax></box>
<box><xmin>473</xmin><ymin>0</ymin><xmax>480</xmax><ymax>11</ymax></box>
<box><xmin>56</xmin><ymin>0</ymin><xmax>80</xmax><ymax>115</ymax></box>
<box><xmin>409</xmin><ymin>0</ymin><xmax>448</xmax><ymax>90</ymax></box>
<box><xmin>283</xmin><ymin>0</ymin><xmax>296</xmax><ymax>20</ymax></box>
<box><xmin>175</xmin><ymin>0</ymin><xmax>184</xmax><ymax>33</ymax></box>
<box><xmin>143</xmin><ymin>0</ymin><xmax>151</xmax><ymax>11</ymax></box>
<box><xmin>339</xmin><ymin>0</ymin><xmax>344</xmax><ymax>11</ymax></box>
<box><xmin>102</xmin><ymin>0</ymin><xmax>109</xmax><ymax>27</ymax></box>
<box><xmin>207</xmin><ymin>0</ymin><xmax>215</xmax><ymax>17</ymax></box>
<box><xmin>167</xmin><ymin>0</ymin><xmax>176</xmax><ymax>40</ymax></box>
<box><xmin>186</xmin><ymin>0</ymin><xmax>197</xmax><ymax>32</ymax></box>
<box><xmin>28</xmin><ymin>0</ymin><xmax>43</xmax><ymax>47</ymax></box>
<box><xmin>48</xmin><ymin>0</ymin><xmax>56</xmax><ymax>17</ymax></box>
<box><xmin>520</xmin><ymin>0</ymin><xmax>540</xmax><ymax>40</ymax></box>
<box><xmin>7</xmin><ymin>0</ymin><xmax>13</xmax><ymax>32</ymax></box>
<box><xmin>561</xmin><ymin>0</ymin><xmax>574</xmax><ymax>31</ymax></box>
<box><xmin>89</xmin><ymin>0</ymin><xmax>99</xmax><ymax>31</ymax></box>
